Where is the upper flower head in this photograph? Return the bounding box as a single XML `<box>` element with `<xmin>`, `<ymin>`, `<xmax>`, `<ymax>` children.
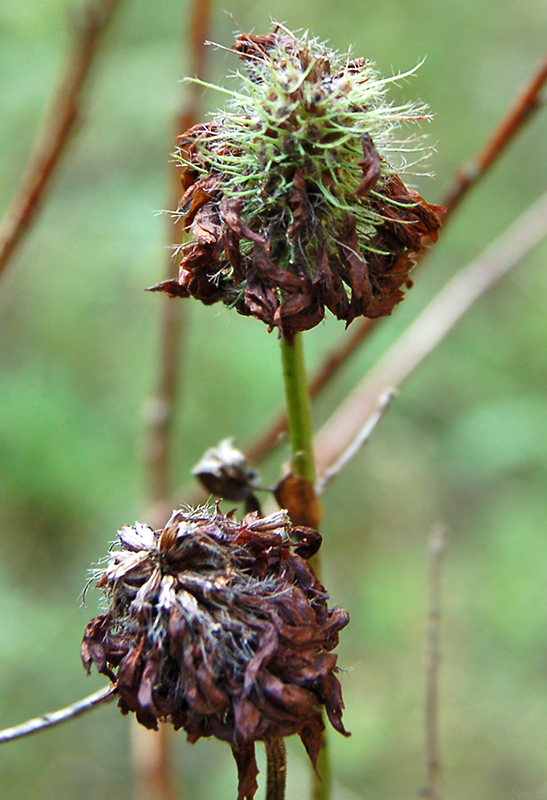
<box><xmin>150</xmin><ymin>25</ymin><xmax>443</xmax><ymax>337</ymax></box>
<box><xmin>82</xmin><ymin>505</ymin><xmax>349</xmax><ymax>799</ymax></box>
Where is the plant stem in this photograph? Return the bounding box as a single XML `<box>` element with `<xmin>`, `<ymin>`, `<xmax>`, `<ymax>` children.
<box><xmin>280</xmin><ymin>333</ymin><xmax>316</xmax><ymax>484</ymax></box>
<box><xmin>312</xmin><ymin>735</ymin><xmax>331</xmax><ymax>800</ymax></box>
<box><xmin>280</xmin><ymin>332</ymin><xmax>330</xmax><ymax>800</ymax></box>
<box><xmin>265</xmin><ymin>738</ymin><xmax>287</xmax><ymax>800</ymax></box>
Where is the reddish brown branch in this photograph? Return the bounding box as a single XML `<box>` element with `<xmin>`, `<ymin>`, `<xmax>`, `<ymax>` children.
<box><xmin>138</xmin><ymin>3</ymin><xmax>215</xmax><ymax>800</ymax></box>
<box><xmin>145</xmin><ymin>0</ymin><xmax>215</xmax><ymax>521</ymax></box>
<box><xmin>442</xmin><ymin>52</ymin><xmax>547</xmax><ymax>219</ymax></box>
<box><xmin>314</xmin><ymin>188</ymin><xmax>547</xmax><ymax>477</ymax></box>
<box><xmin>0</xmin><ymin>0</ymin><xmax>124</xmax><ymax>280</ymax></box>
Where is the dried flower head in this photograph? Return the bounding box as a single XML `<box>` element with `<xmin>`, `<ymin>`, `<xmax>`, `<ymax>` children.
<box><xmin>150</xmin><ymin>24</ymin><xmax>443</xmax><ymax>337</ymax></box>
<box><xmin>82</xmin><ymin>505</ymin><xmax>349</xmax><ymax>800</ymax></box>
<box><xmin>192</xmin><ymin>438</ymin><xmax>259</xmax><ymax>503</ymax></box>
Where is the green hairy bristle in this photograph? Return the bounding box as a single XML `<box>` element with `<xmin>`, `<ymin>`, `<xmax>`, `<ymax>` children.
<box><xmin>177</xmin><ymin>28</ymin><xmax>431</xmax><ymax>264</ymax></box>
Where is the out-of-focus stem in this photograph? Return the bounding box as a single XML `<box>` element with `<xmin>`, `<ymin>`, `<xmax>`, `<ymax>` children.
<box><xmin>442</xmin><ymin>51</ymin><xmax>547</xmax><ymax>220</ymax></box>
<box><xmin>137</xmin><ymin>2</ymin><xmax>215</xmax><ymax>799</ymax></box>
<box><xmin>0</xmin><ymin>0</ymin><xmax>124</xmax><ymax>281</ymax></box>
<box><xmin>132</xmin><ymin>723</ymin><xmax>176</xmax><ymax>800</ymax></box>
<box><xmin>424</xmin><ymin>524</ymin><xmax>448</xmax><ymax>800</ymax></box>
<box><xmin>312</xmin><ymin>736</ymin><xmax>331</xmax><ymax>800</ymax></box>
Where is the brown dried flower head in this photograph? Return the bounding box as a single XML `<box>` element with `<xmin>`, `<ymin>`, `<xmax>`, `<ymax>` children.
<box><xmin>82</xmin><ymin>505</ymin><xmax>349</xmax><ymax>799</ymax></box>
<box><xmin>150</xmin><ymin>24</ymin><xmax>443</xmax><ymax>337</ymax></box>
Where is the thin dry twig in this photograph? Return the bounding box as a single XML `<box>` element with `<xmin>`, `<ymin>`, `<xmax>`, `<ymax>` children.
<box><xmin>423</xmin><ymin>523</ymin><xmax>448</xmax><ymax>800</ymax></box>
<box><xmin>0</xmin><ymin>685</ymin><xmax>116</xmax><ymax>745</ymax></box>
<box><xmin>314</xmin><ymin>187</ymin><xmax>547</xmax><ymax>478</ymax></box>
<box><xmin>0</xmin><ymin>0</ymin><xmax>124</xmax><ymax>280</ymax></box>
<box><xmin>442</xmin><ymin>52</ymin><xmax>547</xmax><ymax>219</ymax></box>
<box><xmin>315</xmin><ymin>388</ymin><xmax>396</xmax><ymax>496</ymax></box>
<box><xmin>144</xmin><ymin>0</ymin><xmax>215</xmax><ymax>523</ymax></box>
<box><xmin>138</xmin><ymin>3</ymin><xmax>215</xmax><ymax>799</ymax></box>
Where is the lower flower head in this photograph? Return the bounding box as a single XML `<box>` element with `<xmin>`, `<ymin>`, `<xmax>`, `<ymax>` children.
<box><xmin>150</xmin><ymin>25</ymin><xmax>443</xmax><ymax>337</ymax></box>
<box><xmin>82</xmin><ymin>505</ymin><xmax>349</xmax><ymax>799</ymax></box>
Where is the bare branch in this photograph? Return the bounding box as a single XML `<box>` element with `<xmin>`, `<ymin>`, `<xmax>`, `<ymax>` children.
<box><xmin>423</xmin><ymin>523</ymin><xmax>448</xmax><ymax>800</ymax></box>
<box><xmin>0</xmin><ymin>685</ymin><xmax>116</xmax><ymax>745</ymax></box>
<box><xmin>0</xmin><ymin>0</ymin><xmax>124</xmax><ymax>280</ymax></box>
<box><xmin>315</xmin><ymin>388</ymin><xmax>396</xmax><ymax>496</ymax></box>
<box><xmin>314</xmin><ymin>187</ymin><xmax>547</xmax><ymax>477</ymax></box>
<box><xmin>442</xmin><ymin>52</ymin><xmax>547</xmax><ymax>219</ymax></box>
<box><xmin>137</xmin><ymin>3</ymin><xmax>216</xmax><ymax>800</ymax></box>
<box><xmin>144</xmin><ymin>0</ymin><xmax>215</xmax><ymax>525</ymax></box>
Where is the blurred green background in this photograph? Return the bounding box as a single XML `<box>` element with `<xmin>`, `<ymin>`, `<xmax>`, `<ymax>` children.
<box><xmin>1</xmin><ymin>0</ymin><xmax>547</xmax><ymax>797</ymax></box>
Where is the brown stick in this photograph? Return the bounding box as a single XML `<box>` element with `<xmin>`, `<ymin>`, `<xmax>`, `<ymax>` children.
<box><xmin>423</xmin><ymin>524</ymin><xmax>448</xmax><ymax>800</ymax></box>
<box><xmin>314</xmin><ymin>187</ymin><xmax>547</xmax><ymax>477</ymax></box>
<box><xmin>0</xmin><ymin>685</ymin><xmax>116</xmax><ymax>745</ymax></box>
<box><xmin>442</xmin><ymin>52</ymin><xmax>547</xmax><ymax>220</ymax></box>
<box><xmin>0</xmin><ymin>0</ymin><xmax>124</xmax><ymax>279</ymax></box>
<box><xmin>132</xmin><ymin>723</ymin><xmax>177</xmax><ymax>800</ymax></box>
<box><xmin>144</xmin><ymin>0</ymin><xmax>215</xmax><ymax>522</ymax></box>
<box><xmin>136</xmin><ymin>3</ymin><xmax>215</xmax><ymax>800</ymax></box>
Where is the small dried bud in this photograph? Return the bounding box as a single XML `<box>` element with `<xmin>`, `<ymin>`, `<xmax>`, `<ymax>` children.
<box><xmin>192</xmin><ymin>438</ymin><xmax>259</xmax><ymax>502</ymax></box>
<box><xmin>82</xmin><ymin>505</ymin><xmax>349</xmax><ymax>800</ymax></box>
<box><xmin>150</xmin><ymin>24</ymin><xmax>443</xmax><ymax>337</ymax></box>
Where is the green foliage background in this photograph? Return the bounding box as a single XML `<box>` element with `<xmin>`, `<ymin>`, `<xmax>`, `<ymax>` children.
<box><xmin>1</xmin><ymin>0</ymin><xmax>547</xmax><ymax>797</ymax></box>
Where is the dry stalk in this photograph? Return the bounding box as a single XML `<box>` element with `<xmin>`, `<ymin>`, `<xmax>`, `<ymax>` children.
<box><xmin>0</xmin><ymin>686</ymin><xmax>116</xmax><ymax>745</ymax></box>
<box><xmin>423</xmin><ymin>524</ymin><xmax>448</xmax><ymax>800</ymax></box>
<box><xmin>442</xmin><ymin>52</ymin><xmax>547</xmax><ymax>219</ymax></box>
<box><xmin>0</xmin><ymin>0</ymin><xmax>124</xmax><ymax>279</ymax></box>
<box><xmin>137</xmin><ymin>2</ymin><xmax>215</xmax><ymax>799</ymax></box>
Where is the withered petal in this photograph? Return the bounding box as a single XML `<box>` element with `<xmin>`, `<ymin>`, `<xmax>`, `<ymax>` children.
<box><xmin>319</xmin><ymin>673</ymin><xmax>350</xmax><ymax>737</ymax></box>
<box><xmin>353</xmin><ymin>133</ymin><xmax>381</xmax><ymax>197</ymax></box>
<box><xmin>234</xmin><ymin>696</ymin><xmax>262</xmax><ymax>741</ymax></box>
<box><xmin>243</xmin><ymin>625</ymin><xmax>279</xmax><ymax>695</ymax></box>
<box><xmin>147</xmin><ymin>278</ymin><xmax>190</xmax><ymax>299</ymax></box>
<box><xmin>83</xmin><ymin>505</ymin><xmax>350</xmax><ymax>791</ymax></box>
<box><xmin>274</xmin><ymin>292</ymin><xmax>325</xmax><ymax>335</ymax></box>
<box><xmin>231</xmin><ymin>742</ymin><xmax>260</xmax><ymax>800</ymax></box>
<box><xmin>298</xmin><ymin>714</ymin><xmax>325</xmax><ymax>768</ymax></box>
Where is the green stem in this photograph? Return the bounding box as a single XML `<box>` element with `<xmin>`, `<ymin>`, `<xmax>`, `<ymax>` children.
<box><xmin>280</xmin><ymin>333</ymin><xmax>316</xmax><ymax>483</ymax></box>
<box><xmin>265</xmin><ymin>738</ymin><xmax>287</xmax><ymax>800</ymax></box>
<box><xmin>280</xmin><ymin>332</ymin><xmax>331</xmax><ymax>800</ymax></box>
<box><xmin>312</xmin><ymin>735</ymin><xmax>331</xmax><ymax>800</ymax></box>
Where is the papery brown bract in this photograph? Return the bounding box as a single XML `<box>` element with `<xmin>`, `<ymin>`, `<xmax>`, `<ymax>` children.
<box><xmin>82</xmin><ymin>506</ymin><xmax>349</xmax><ymax>800</ymax></box>
<box><xmin>149</xmin><ymin>26</ymin><xmax>443</xmax><ymax>337</ymax></box>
